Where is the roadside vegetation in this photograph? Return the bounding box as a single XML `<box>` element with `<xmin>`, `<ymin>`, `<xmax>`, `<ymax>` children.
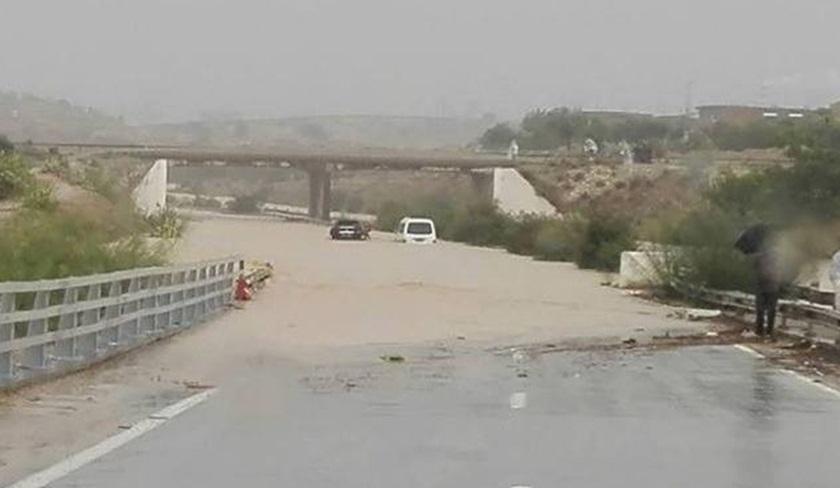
<box><xmin>648</xmin><ymin>148</ymin><xmax>840</xmax><ymax>293</ymax></box>
<box><xmin>376</xmin><ymin>197</ymin><xmax>634</xmax><ymax>272</ymax></box>
<box><xmin>479</xmin><ymin>106</ymin><xmax>840</xmax><ymax>156</ymax></box>
<box><xmin>386</xmin><ymin>114</ymin><xmax>840</xmax><ymax>291</ymax></box>
<box><xmin>0</xmin><ymin>147</ymin><xmax>171</xmax><ymax>281</ymax></box>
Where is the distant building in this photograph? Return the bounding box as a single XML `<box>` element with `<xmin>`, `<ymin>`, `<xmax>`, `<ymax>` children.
<box><xmin>581</xmin><ymin>110</ymin><xmax>653</xmax><ymax>123</ymax></box>
<box><xmin>696</xmin><ymin>105</ymin><xmax>814</xmax><ymax>125</ymax></box>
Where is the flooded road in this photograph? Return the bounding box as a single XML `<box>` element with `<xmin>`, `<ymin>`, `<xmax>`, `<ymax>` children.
<box><xmin>5</xmin><ymin>217</ymin><xmax>837</xmax><ymax>487</ymax></box>
<box><xmin>48</xmin><ymin>344</ymin><xmax>840</xmax><ymax>488</ymax></box>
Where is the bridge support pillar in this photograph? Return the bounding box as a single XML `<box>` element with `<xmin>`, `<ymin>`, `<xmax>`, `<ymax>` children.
<box><xmin>307</xmin><ymin>164</ymin><xmax>332</xmax><ymax>220</ymax></box>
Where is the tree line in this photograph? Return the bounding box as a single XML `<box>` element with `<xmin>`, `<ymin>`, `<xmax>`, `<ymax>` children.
<box><xmin>479</xmin><ymin>107</ymin><xmax>840</xmax><ymax>155</ymax></box>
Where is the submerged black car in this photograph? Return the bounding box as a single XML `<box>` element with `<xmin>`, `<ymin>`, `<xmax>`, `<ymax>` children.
<box><xmin>329</xmin><ymin>219</ymin><xmax>370</xmax><ymax>240</ymax></box>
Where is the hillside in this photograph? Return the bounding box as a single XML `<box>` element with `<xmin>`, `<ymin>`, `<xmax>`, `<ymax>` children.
<box><xmin>136</xmin><ymin>114</ymin><xmax>496</xmax><ymax>150</ymax></box>
<box><xmin>0</xmin><ymin>91</ymin><xmax>133</xmax><ymax>143</ymax></box>
<box><xmin>0</xmin><ymin>91</ymin><xmax>495</xmax><ymax>149</ymax></box>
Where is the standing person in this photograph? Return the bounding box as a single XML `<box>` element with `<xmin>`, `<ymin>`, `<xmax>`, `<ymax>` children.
<box><xmin>830</xmin><ymin>250</ymin><xmax>840</xmax><ymax>311</ymax></box>
<box><xmin>754</xmin><ymin>244</ymin><xmax>782</xmax><ymax>337</ymax></box>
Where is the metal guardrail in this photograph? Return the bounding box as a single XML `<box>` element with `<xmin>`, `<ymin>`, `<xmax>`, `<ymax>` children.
<box><xmin>0</xmin><ymin>256</ymin><xmax>242</xmax><ymax>389</ymax></box>
<box><xmin>688</xmin><ymin>287</ymin><xmax>840</xmax><ymax>329</ymax></box>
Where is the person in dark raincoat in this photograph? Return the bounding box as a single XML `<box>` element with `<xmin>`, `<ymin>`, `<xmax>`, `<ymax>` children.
<box><xmin>736</xmin><ymin>224</ymin><xmax>782</xmax><ymax>336</ymax></box>
<box><xmin>754</xmin><ymin>245</ymin><xmax>782</xmax><ymax>336</ymax></box>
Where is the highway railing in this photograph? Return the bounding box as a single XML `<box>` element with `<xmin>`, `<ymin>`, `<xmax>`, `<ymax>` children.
<box><xmin>0</xmin><ymin>256</ymin><xmax>242</xmax><ymax>389</ymax></box>
<box><xmin>686</xmin><ymin>286</ymin><xmax>840</xmax><ymax>330</ymax></box>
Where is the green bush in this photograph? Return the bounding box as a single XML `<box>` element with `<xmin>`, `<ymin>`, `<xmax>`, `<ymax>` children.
<box><xmin>0</xmin><ymin>134</ymin><xmax>13</xmax><ymax>154</ymax></box>
<box><xmin>79</xmin><ymin>164</ymin><xmax>120</xmax><ymax>201</ymax></box>
<box><xmin>649</xmin><ymin>150</ymin><xmax>840</xmax><ymax>292</ymax></box>
<box><xmin>22</xmin><ymin>182</ymin><xmax>57</xmax><ymax>211</ymax></box>
<box><xmin>447</xmin><ymin>201</ymin><xmax>509</xmax><ymax>246</ymax></box>
<box><xmin>572</xmin><ymin>211</ymin><xmax>636</xmax><ymax>271</ymax></box>
<box><xmin>0</xmin><ymin>153</ymin><xmax>34</xmax><ymax>200</ymax></box>
<box><xmin>651</xmin><ymin>207</ymin><xmax>755</xmax><ymax>292</ymax></box>
<box><xmin>146</xmin><ymin>207</ymin><xmax>186</xmax><ymax>239</ymax></box>
<box><xmin>533</xmin><ymin>219</ymin><xmax>580</xmax><ymax>261</ymax></box>
<box><xmin>375</xmin><ymin>196</ymin><xmax>634</xmax><ymax>272</ymax></box>
<box><xmin>0</xmin><ymin>210</ymin><xmax>166</xmax><ymax>281</ymax></box>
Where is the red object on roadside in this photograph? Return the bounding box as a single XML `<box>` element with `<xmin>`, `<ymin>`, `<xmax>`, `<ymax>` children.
<box><xmin>235</xmin><ymin>275</ymin><xmax>253</xmax><ymax>301</ymax></box>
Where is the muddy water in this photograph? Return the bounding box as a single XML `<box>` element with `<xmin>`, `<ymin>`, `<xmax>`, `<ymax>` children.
<box><xmin>2</xmin><ymin>216</ymin><xmax>703</xmax><ymax>485</ymax></box>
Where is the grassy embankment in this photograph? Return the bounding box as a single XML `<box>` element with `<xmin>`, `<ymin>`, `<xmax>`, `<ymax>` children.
<box><xmin>0</xmin><ymin>148</ymin><xmax>180</xmax><ymax>282</ymax></box>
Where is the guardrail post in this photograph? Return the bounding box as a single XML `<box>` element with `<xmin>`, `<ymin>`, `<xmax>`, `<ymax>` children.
<box><xmin>139</xmin><ymin>275</ymin><xmax>158</xmax><ymax>336</ymax></box>
<box><xmin>21</xmin><ymin>291</ymin><xmax>50</xmax><ymax>374</ymax></box>
<box><xmin>216</xmin><ymin>263</ymin><xmax>229</xmax><ymax>309</ymax></box>
<box><xmin>206</xmin><ymin>264</ymin><xmax>218</xmax><ymax>312</ymax></box>
<box><xmin>197</xmin><ymin>266</ymin><xmax>208</xmax><ymax>318</ymax></box>
<box><xmin>171</xmin><ymin>271</ymin><xmax>185</xmax><ymax>327</ymax></box>
<box><xmin>118</xmin><ymin>277</ymin><xmax>141</xmax><ymax>344</ymax></box>
<box><xmin>96</xmin><ymin>281</ymin><xmax>120</xmax><ymax>351</ymax></box>
<box><xmin>1</xmin><ymin>293</ymin><xmax>15</xmax><ymax>382</ymax></box>
<box><xmin>156</xmin><ymin>272</ymin><xmax>173</xmax><ymax>330</ymax></box>
<box><xmin>184</xmin><ymin>268</ymin><xmax>198</xmax><ymax>325</ymax></box>
<box><xmin>55</xmin><ymin>286</ymin><xmax>80</xmax><ymax>362</ymax></box>
<box><xmin>225</xmin><ymin>262</ymin><xmax>236</xmax><ymax>305</ymax></box>
<box><xmin>77</xmin><ymin>283</ymin><xmax>101</xmax><ymax>358</ymax></box>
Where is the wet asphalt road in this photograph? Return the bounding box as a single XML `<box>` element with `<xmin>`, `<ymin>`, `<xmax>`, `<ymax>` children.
<box><xmin>49</xmin><ymin>345</ymin><xmax>840</xmax><ymax>488</ymax></box>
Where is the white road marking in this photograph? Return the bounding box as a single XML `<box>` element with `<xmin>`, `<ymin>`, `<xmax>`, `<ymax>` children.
<box><xmin>732</xmin><ymin>344</ymin><xmax>840</xmax><ymax>400</ymax></box>
<box><xmin>782</xmin><ymin>369</ymin><xmax>840</xmax><ymax>400</ymax></box>
<box><xmin>732</xmin><ymin>344</ymin><xmax>765</xmax><ymax>359</ymax></box>
<box><xmin>6</xmin><ymin>388</ymin><xmax>217</xmax><ymax>488</ymax></box>
<box><xmin>509</xmin><ymin>392</ymin><xmax>527</xmax><ymax>409</ymax></box>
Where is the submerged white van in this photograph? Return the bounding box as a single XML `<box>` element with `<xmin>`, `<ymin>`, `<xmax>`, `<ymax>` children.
<box><xmin>396</xmin><ymin>217</ymin><xmax>437</xmax><ymax>244</ymax></box>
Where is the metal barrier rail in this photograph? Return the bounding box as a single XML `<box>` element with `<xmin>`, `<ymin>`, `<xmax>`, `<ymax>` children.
<box><xmin>0</xmin><ymin>256</ymin><xmax>242</xmax><ymax>388</ymax></box>
<box><xmin>688</xmin><ymin>287</ymin><xmax>840</xmax><ymax>329</ymax></box>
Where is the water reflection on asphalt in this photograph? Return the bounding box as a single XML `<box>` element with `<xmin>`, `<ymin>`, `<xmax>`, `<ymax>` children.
<box><xmin>52</xmin><ymin>345</ymin><xmax>840</xmax><ymax>488</ymax></box>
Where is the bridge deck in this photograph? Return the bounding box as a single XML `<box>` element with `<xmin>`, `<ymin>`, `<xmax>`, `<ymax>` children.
<box><xmin>116</xmin><ymin>148</ymin><xmax>514</xmax><ymax>170</ymax></box>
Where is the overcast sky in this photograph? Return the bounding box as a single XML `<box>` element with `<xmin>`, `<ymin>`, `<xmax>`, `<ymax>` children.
<box><xmin>2</xmin><ymin>0</ymin><xmax>838</xmax><ymax>123</ymax></box>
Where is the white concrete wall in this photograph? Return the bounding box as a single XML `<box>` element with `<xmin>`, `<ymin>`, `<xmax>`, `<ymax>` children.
<box><xmin>619</xmin><ymin>251</ymin><xmax>667</xmax><ymax>288</ymax></box>
<box><xmin>132</xmin><ymin>159</ymin><xmax>168</xmax><ymax>216</ymax></box>
<box><xmin>492</xmin><ymin>168</ymin><xmax>557</xmax><ymax>216</ymax></box>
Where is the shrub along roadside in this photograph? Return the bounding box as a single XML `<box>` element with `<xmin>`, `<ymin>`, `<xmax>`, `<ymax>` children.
<box><xmin>375</xmin><ymin>197</ymin><xmax>634</xmax><ymax>272</ymax></box>
<box><xmin>146</xmin><ymin>207</ymin><xmax>186</xmax><ymax>239</ymax></box>
<box><xmin>1</xmin><ymin>151</ymin><xmax>172</xmax><ymax>282</ymax></box>
<box><xmin>647</xmin><ymin>150</ymin><xmax>840</xmax><ymax>294</ymax></box>
<box><xmin>0</xmin><ymin>153</ymin><xmax>34</xmax><ymax>200</ymax></box>
<box><xmin>0</xmin><ymin>209</ymin><xmax>166</xmax><ymax>282</ymax></box>
<box><xmin>375</xmin><ymin>146</ymin><xmax>840</xmax><ymax>285</ymax></box>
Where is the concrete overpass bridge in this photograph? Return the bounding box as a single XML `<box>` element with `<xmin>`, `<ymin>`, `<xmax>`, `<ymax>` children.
<box><xmin>121</xmin><ymin>148</ymin><xmax>515</xmax><ymax>220</ymax></box>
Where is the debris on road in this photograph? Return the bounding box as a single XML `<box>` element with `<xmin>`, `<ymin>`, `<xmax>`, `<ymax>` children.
<box><xmin>783</xmin><ymin>339</ymin><xmax>814</xmax><ymax>350</ymax></box>
<box><xmin>622</xmin><ymin>338</ymin><xmax>638</xmax><ymax>346</ymax></box>
<box><xmin>380</xmin><ymin>355</ymin><xmax>405</xmax><ymax>363</ymax></box>
<box><xmin>509</xmin><ymin>392</ymin><xmax>527</xmax><ymax>409</ymax></box>
<box><xmin>670</xmin><ymin>307</ymin><xmax>723</xmax><ymax>321</ymax></box>
<box><xmin>622</xmin><ymin>289</ymin><xmax>647</xmax><ymax>297</ymax></box>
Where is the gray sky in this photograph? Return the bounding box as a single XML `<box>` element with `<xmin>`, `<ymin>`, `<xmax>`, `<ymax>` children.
<box><xmin>2</xmin><ymin>0</ymin><xmax>838</xmax><ymax>123</ymax></box>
